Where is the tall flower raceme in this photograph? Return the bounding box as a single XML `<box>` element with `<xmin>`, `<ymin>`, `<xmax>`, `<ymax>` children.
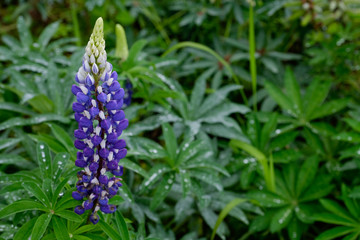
<box><xmin>71</xmin><ymin>17</ymin><xmax>129</xmax><ymax>224</ymax></box>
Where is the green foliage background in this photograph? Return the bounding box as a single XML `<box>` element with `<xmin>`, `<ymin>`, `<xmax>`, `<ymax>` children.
<box><xmin>0</xmin><ymin>0</ymin><xmax>360</xmax><ymax>239</ymax></box>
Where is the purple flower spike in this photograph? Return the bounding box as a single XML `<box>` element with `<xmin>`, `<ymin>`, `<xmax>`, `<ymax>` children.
<box><xmin>71</xmin><ymin>17</ymin><xmax>129</xmax><ymax>224</ymax></box>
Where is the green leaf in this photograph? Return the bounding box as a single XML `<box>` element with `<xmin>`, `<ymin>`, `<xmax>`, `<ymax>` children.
<box><xmin>28</xmin><ymin>134</ymin><xmax>68</xmax><ymax>153</ymax></box>
<box><xmin>179</xmin><ymin>169</ymin><xmax>191</xmax><ymax>197</ymax></box>
<box><xmin>38</xmin><ymin>21</ymin><xmax>60</xmax><ymax>50</ymax></box>
<box><xmin>198</xmin><ymin>85</ymin><xmax>241</xmax><ymax>117</ymax></box>
<box><xmin>210</xmin><ymin>198</ymin><xmax>247</xmax><ymax>240</ymax></box>
<box><xmin>22</xmin><ymin>181</ymin><xmax>50</xmax><ymax>207</ymax></box>
<box><xmin>304</xmin><ymin>80</ymin><xmax>331</xmax><ymax>120</ymax></box>
<box><xmin>126</xmin><ymin>39</ymin><xmax>147</xmax><ymax>64</ymax></box>
<box><xmin>0</xmin><ymin>114</ymin><xmax>69</xmax><ymax>131</ymax></box>
<box><xmin>162</xmin><ymin>41</ymin><xmax>243</xmax><ymax>88</ymax></box>
<box><xmin>17</xmin><ymin>16</ymin><xmax>33</xmax><ymax>50</ymax></box>
<box><xmin>342</xmin><ymin>185</ymin><xmax>360</xmax><ymax>219</ymax></box>
<box><xmin>150</xmin><ymin>172</ymin><xmax>175</xmax><ymax>210</ymax></box>
<box><xmin>98</xmin><ymin>219</ymin><xmax>122</xmax><ymax>240</ymax></box>
<box><xmin>53</xmin><ymin>152</ymin><xmax>69</xmax><ymax>182</ymax></box>
<box><xmin>161</xmin><ymin>123</ymin><xmax>177</xmax><ymax>166</ymax></box>
<box><xmin>189</xmin><ymin>169</ymin><xmax>223</xmax><ymax>191</ymax></box>
<box><xmin>139</xmin><ymin>164</ymin><xmax>171</xmax><ymax>191</ymax></box>
<box><xmin>31</xmin><ymin>213</ymin><xmax>52</xmax><ymax>240</ymax></box>
<box><xmin>260</xmin><ymin>113</ymin><xmax>278</xmax><ymax>150</ymax></box>
<box><xmin>284</xmin><ymin>67</ymin><xmax>302</xmax><ymax>115</ymax></box>
<box><xmin>55</xmin><ymin>210</ymin><xmax>83</xmax><ymax>222</ymax></box>
<box><xmin>0</xmin><ymin>138</ymin><xmax>21</xmax><ymax>151</ymax></box>
<box><xmin>0</xmin><ymin>102</ymin><xmax>35</xmax><ymax>115</ymax></box>
<box><xmin>120</xmin><ymin>159</ymin><xmax>148</xmax><ymax>178</ymax></box>
<box><xmin>270</xmin><ymin>206</ymin><xmax>293</xmax><ymax>232</ymax></box>
<box><xmin>310</xmin><ymin>99</ymin><xmax>348</xmax><ymax>120</ymax></box>
<box><xmin>0</xmin><ymin>154</ymin><xmax>34</xmax><ymax>168</ymax></box>
<box><xmin>14</xmin><ymin>216</ymin><xmax>38</xmax><ymax>240</ymax></box>
<box><xmin>319</xmin><ymin>199</ymin><xmax>356</xmax><ymax>222</ymax></box>
<box><xmin>0</xmin><ymin>200</ymin><xmax>46</xmax><ymax>218</ymax></box>
<box><xmin>185</xmin><ymin>161</ymin><xmax>230</xmax><ymax>177</ymax></box>
<box><xmin>313</xmin><ymin>213</ymin><xmax>356</xmax><ymax>226</ymax></box>
<box><xmin>264</xmin><ymin>80</ymin><xmax>294</xmax><ymax>115</ymax></box>
<box><xmin>48</xmin><ymin>123</ymin><xmax>77</xmax><ymax>157</ymax></box>
<box><xmin>344</xmin><ymin>118</ymin><xmax>360</xmax><ymax>132</ymax></box>
<box><xmin>177</xmin><ymin>139</ymin><xmax>207</xmax><ymax>165</ymax></box>
<box><xmin>296</xmin><ymin>156</ymin><xmax>319</xmax><ymax>196</ymax></box>
<box><xmin>37</xmin><ymin>142</ymin><xmax>52</xmax><ymax>179</ymax></box>
<box><xmin>72</xmin><ymin>225</ymin><xmax>98</xmax><ymax>235</ymax></box>
<box><xmin>52</xmin><ymin>216</ymin><xmax>71</xmax><ymax>240</ymax></box>
<box><xmin>315</xmin><ymin>226</ymin><xmax>354</xmax><ymax>240</ymax></box>
<box><xmin>262</xmin><ymin>57</ymin><xmax>278</xmax><ymax>73</ymax></box>
<box><xmin>190</xmin><ymin>69</ymin><xmax>209</xmax><ymax>111</ymax></box>
<box><xmin>248</xmin><ymin>191</ymin><xmax>287</xmax><ymax>208</ymax></box>
<box><xmin>115</xmin><ymin>211</ymin><xmax>130</xmax><ymax>240</ymax></box>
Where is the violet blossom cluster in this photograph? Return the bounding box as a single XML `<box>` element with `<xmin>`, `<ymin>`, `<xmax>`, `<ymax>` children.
<box><xmin>71</xmin><ymin>17</ymin><xmax>128</xmax><ymax>224</ymax></box>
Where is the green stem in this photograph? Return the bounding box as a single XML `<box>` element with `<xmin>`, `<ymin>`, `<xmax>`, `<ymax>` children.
<box><xmin>248</xmin><ymin>2</ymin><xmax>257</xmax><ymax>111</ymax></box>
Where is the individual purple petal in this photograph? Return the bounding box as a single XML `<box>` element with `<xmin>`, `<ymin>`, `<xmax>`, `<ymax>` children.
<box><xmin>75</xmin><ymin>159</ymin><xmax>87</xmax><ymax>168</ymax></box>
<box><xmin>72</xmin><ymin>191</ymin><xmax>83</xmax><ymax>200</ymax></box>
<box><xmin>76</xmin><ymin>92</ymin><xmax>89</xmax><ymax>103</ymax></box>
<box><xmin>72</xmin><ymin>102</ymin><xmax>85</xmax><ymax>112</ymax></box>
<box><xmin>112</xmin><ymin>88</ymin><xmax>125</xmax><ymax>100</ymax></box>
<box><xmin>75</xmin><ymin>206</ymin><xmax>85</xmax><ymax>215</ymax></box>
<box><xmin>90</xmin><ymin>213</ymin><xmax>99</xmax><ymax>224</ymax></box>
<box><xmin>117</xmin><ymin>119</ymin><xmax>129</xmax><ymax>131</ymax></box>
<box><xmin>71</xmin><ymin>85</ymin><xmax>81</xmax><ymax>96</ymax></box>
<box><xmin>115</xmin><ymin>149</ymin><xmax>127</xmax><ymax>160</ymax></box>
<box><xmin>114</xmin><ymin>139</ymin><xmax>126</xmax><ymax>149</ymax></box>
<box><xmin>74</xmin><ymin>140</ymin><xmax>87</xmax><ymax>150</ymax></box>
<box><xmin>109</xmin><ymin>81</ymin><xmax>120</xmax><ymax>92</ymax></box>
<box><xmin>97</xmin><ymin>92</ymin><xmax>107</xmax><ymax>103</ymax></box>
<box><xmin>113</xmin><ymin>110</ymin><xmax>125</xmax><ymax>121</ymax></box>
<box><xmin>74</xmin><ymin>129</ymin><xmax>87</xmax><ymax>139</ymax></box>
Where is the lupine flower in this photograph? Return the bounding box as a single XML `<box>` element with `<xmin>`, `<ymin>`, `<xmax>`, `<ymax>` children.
<box><xmin>71</xmin><ymin>17</ymin><xmax>129</xmax><ymax>224</ymax></box>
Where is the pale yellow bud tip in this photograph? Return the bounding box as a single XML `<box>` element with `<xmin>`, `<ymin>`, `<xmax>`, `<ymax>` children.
<box><xmin>92</xmin><ymin>17</ymin><xmax>104</xmax><ymax>39</ymax></box>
